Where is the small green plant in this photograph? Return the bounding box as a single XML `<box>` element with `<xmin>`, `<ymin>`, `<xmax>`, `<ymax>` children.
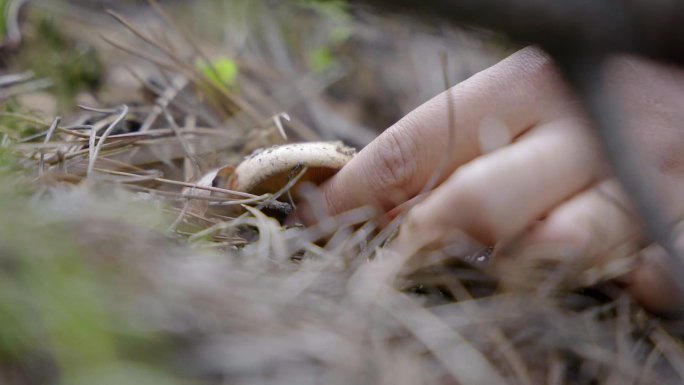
<box><xmin>297</xmin><ymin>0</ymin><xmax>352</xmax><ymax>72</ymax></box>
<box><xmin>0</xmin><ymin>100</ymin><xmax>44</xmax><ymax>141</ymax></box>
<box><xmin>14</xmin><ymin>15</ymin><xmax>103</xmax><ymax>108</ymax></box>
<box><xmin>298</xmin><ymin>0</ymin><xmax>352</xmax><ymax>41</ymax></box>
<box><xmin>196</xmin><ymin>57</ymin><xmax>239</xmax><ymax>89</ymax></box>
<box><xmin>0</xmin><ymin>0</ymin><xmax>7</xmax><ymax>41</ymax></box>
<box><xmin>307</xmin><ymin>46</ymin><xmax>334</xmax><ymax>72</ymax></box>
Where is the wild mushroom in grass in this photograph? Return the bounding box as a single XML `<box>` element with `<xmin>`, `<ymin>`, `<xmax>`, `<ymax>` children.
<box><xmin>182</xmin><ymin>142</ymin><xmax>355</xmax><ymax>221</ymax></box>
<box><xmin>227</xmin><ymin>141</ymin><xmax>356</xmax><ymax>200</ymax></box>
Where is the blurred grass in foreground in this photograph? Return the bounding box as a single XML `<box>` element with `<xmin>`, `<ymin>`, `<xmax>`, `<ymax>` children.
<box><xmin>0</xmin><ymin>152</ymin><xmax>185</xmax><ymax>385</ymax></box>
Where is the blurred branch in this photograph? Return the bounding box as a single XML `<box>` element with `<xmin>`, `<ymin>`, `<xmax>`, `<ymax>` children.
<box><xmin>350</xmin><ymin>0</ymin><xmax>684</xmax><ymax>64</ymax></box>
<box><xmin>561</xmin><ymin>56</ymin><xmax>684</xmax><ymax>295</ymax></box>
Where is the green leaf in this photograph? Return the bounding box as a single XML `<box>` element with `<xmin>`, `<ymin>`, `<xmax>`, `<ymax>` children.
<box><xmin>307</xmin><ymin>47</ymin><xmax>334</xmax><ymax>72</ymax></box>
<box><xmin>0</xmin><ymin>0</ymin><xmax>7</xmax><ymax>41</ymax></box>
<box><xmin>196</xmin><ymin>57</ymin><xmax>239</xmax><ymax>88</ymax></box>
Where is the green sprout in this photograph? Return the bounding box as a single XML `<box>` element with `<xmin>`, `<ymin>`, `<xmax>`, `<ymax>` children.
<box><xmin>297</xmin><ymin>0</ymin><xmax>352</xmax><ymax>72</ymax></box>
<box><xmin>307</xmin><ymin>46</ymin><xmax>334</xmax><ymax>72</ymax></box>
<box><xmin>196</xmin><ymin>57</ymin><xmax>239</xmax><ymax>89</ymax></box>
<box><xmin>0</xmin><ymin>0</ymin><xmax>6</xmax><ymax>41</ymax></box>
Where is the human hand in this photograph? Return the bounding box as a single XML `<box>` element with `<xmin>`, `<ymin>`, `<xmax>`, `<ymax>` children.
<box><xmin>303</xmin><ymin>47</ymin><xmax>684</xmax><ymax>315</ymax></box>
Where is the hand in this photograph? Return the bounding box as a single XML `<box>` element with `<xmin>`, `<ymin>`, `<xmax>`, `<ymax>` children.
<box><xmin>306</xmin><ymin>47</ymin><xmax>684</xmax><ymax>315</ymax></box>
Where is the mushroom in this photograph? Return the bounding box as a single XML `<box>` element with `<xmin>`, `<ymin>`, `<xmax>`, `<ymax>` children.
<box><xmin>180</xmin><ymin>142</ymin><xmax>355</xmax><ymax>220</ymax></box>
<box><xmin>227</xmin><ymin>141</ymin><xmax>356</xmax><ymax>200</ymax></box>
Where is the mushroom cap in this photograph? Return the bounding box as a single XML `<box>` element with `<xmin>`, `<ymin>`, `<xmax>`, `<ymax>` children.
<box><xmin>228</xmin><ymin>141</ymin><xmax>356</xmax><ymax>197</ymax></box>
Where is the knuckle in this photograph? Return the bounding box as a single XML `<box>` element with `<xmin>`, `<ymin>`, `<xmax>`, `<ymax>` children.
<box><xmin>450</xmin><ymin>164</ymin><xmax>502</xmax><ymax>243</ymax></box>
<box><xmin>657</xmin><ymin>147</ymin><xmax>684</xmax><ymax>176</ymax></box>
<box><xmin>368</xmin><ymin>126</ymin><xmax>419</xmax><ymax>194</ymax></box>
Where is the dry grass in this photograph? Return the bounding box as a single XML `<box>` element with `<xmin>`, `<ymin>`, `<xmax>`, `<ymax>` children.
<box><xmin>1</xmin><ymin>1</ymin><xmax>684</xmax><ymax>384</ymax></box>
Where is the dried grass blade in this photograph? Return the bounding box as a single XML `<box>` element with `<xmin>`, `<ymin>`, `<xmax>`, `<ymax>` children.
<box><xmin>381</xmin><ymin>288</ymin><xmax>508</xmax><ymax>385</ymax></box>
<box><xmin>38</xmin><ymin>116</ymin><xmax>61</xmax><ymax>175</ymax></box>
<box><xmin>83</xmin><ymin>105</ymin><xmax>129</xmax><ymax>177</ymax></box>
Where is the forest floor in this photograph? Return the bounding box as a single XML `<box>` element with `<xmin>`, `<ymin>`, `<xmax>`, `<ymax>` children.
<box><xmin>1</xmin><ymin>1</ymin><xmax>683</xmax><ymax>384</ymax></box>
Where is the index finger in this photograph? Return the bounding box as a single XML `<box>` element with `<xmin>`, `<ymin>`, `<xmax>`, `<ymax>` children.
<box><xmin>316</xmin><ymin>47</ymin><xmax>574</xmax><ymax>218</ymax></box>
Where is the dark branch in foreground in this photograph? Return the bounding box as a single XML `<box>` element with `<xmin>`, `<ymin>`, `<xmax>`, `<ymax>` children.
<box><xmin>561</xmin><ymin>57</ymin><xmax>684</xmax><ymax>308</ymax></box>
<box><xmin>351</xmin><ymin>0</ymin><xmax>684</xmax><ymax>65</ymax></box>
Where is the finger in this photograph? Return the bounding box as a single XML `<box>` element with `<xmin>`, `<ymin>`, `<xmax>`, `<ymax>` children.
<box><xmin>628</xmin><ymin>225</ymin><xmax>684</xmax><ymax>316</ymax></box>
<box><xmin>504</xmin><ymin>180</ymin><xmax>640</xmax><ymax>259</ymax></box>
<box><xmin>492</xmin><ymin>179</ymin><xmax>684</xmax><ymax>316</ymax></box>
<box><xmin>393</xmin><ymin>118</ymin><xmax>604</xmax><ymax>253</ymax></box>
<box><xmin>316</xmin><ymin>47</ymin><xmax>575</xmax><ymax>218</ymax></box>
<box><xmin>492</xmin><ymin>180</ymin><xmax>642</xmax><ymax>289</ymax></box>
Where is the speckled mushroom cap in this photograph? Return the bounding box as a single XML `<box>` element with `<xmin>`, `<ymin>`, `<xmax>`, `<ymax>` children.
<box><xmin>227</xmin><ymin>141</ymin><xmax>356</xmax><ymax>197</ymax></box>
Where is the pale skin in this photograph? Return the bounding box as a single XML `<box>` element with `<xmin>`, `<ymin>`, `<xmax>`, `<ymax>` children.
<box><xmin>306</xmin><ymin>47</ymin><xmax>684</xmax><ymax>315</ymax></box>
